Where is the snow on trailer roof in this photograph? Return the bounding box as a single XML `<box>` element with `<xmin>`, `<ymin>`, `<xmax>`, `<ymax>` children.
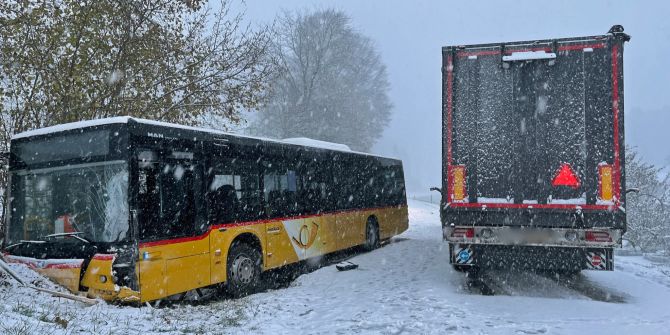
<box><xmin>12</xmin><ymin>116</ymin><xmax>394</xmax><ymax>159</ymax></box>
<box><xmin>502</xmin><ymin>50</ymin><xmax>557</xmax><ymax>62</ymax></box>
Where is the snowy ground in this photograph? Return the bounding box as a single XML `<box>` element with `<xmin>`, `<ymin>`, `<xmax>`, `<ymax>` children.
<box><xmin>1</xmin><ymin>199</ymin><xmax>670</xmax><ymax>334</ymax></box>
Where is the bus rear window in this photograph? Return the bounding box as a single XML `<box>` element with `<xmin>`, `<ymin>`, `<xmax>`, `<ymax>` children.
<box><xmin>15</xmin><ymin>130</ymin><xmax>110</xmax><ymax>164</ymax></box>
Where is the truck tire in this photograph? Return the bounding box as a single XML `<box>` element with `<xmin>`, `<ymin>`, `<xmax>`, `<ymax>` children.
<box><xmin>226</xmin><ymin>241</ymin><xmax>262</xmax><ymax>297</ymax></box>
<box><xmin>557</xmin><ymin>269</ymin><xmax>581</xmax><ymax>278</ymax></box>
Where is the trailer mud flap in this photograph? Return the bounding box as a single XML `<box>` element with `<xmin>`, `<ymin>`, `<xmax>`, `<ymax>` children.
<box><xmin>586</xmin><ymin>248</ymin><xmax>613</xmax><ymax>271</ymax></box>
<box><xmin>451</xmin><ymin>244</ymin><xmax>474</xmax><ymax>265</ymax></box>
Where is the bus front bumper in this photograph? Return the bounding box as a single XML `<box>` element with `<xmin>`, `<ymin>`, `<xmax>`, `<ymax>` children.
<box><xmin>4</xmin><ymin>254</ymin><xmax>140</xmax><ymax>303</ymax></box>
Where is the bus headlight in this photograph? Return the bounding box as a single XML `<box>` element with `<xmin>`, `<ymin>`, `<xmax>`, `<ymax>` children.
<box><xmin>99</xmin><ymin>275</ymin><xmax>108</xmax><ymax>283</ymax></box>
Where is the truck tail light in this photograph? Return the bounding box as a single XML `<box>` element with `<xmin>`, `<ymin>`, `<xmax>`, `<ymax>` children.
<box><xmin>598</xmin><ymin>164</ymin><xmax>613</xmax><ymax>201</ymax></box>
<box><xmin>452</xmin><ymin>227</ymin><xmax>474</xmax><ymax>238</ymax></box>
<box><xmin>586</xmin><ymin>231</ymin><xmax>612</xmax><ymax>242</ymax></box>
<box><xmin>451</xmin><ymin>165</ymin><xmax>467</xmax><ymax>201</ymax></box>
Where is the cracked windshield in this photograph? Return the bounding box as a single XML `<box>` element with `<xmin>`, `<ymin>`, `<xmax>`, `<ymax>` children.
<box><xmin>7</xmin><ymin>163</ymin><xmax>129</xmax><ymax>245</ymax></box>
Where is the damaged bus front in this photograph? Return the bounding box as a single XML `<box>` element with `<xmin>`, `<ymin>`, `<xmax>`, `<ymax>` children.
<box><xmin>3</xmin><ymin>122</ymin><xmax>140</xmax><ymax>302</ymax></box>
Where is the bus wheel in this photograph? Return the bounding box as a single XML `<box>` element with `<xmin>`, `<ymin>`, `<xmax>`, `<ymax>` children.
<box><xmin>226</xmin><ymin>241</ymin><xmax>261</xmax><ymax>297</ymax></box>
<box><xmin>364</xmin><ymin>218</ymin><xmax>380</xmax><ymax>251</ymax></box>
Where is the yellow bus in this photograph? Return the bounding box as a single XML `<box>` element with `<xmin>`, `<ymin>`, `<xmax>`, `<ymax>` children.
<box><xmin>2</xmin><ymin>117</ymin><xmax>408</xmax><ymax>303</ymax></box>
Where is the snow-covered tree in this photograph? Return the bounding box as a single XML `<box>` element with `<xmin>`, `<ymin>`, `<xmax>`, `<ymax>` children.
<box><xmin>251</xmin><ymin>9</ymin><xmax>392</xmax><ymax>152</ymax></box>
<box><xmin>625</xmin><ymin>147</ymin><xmax>670</xmax><ymax>252</ymax></box>
<box><xmin>0</xmin><ymin>0</ymin><xmax>274</xmax><ymax>135</ymax></box>
<box><xmin>0</xmin><ymin>0</ymin><xmax>275</xmax><ymax>231</ymax></box>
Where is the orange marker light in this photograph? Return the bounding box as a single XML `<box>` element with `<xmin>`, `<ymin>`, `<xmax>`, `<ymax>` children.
<box><xmin>598</xmin><ymin>164</ymin><xmax>613</xmax><ymax>201</ymax></box>
<box><xmin>451</xmin><ymin>165</ymin><xmax>466</xmax><ymax>201</ymax></box>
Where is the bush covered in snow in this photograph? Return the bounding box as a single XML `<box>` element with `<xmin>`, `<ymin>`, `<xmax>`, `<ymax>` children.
<box><xmin>625</xmin><ymin>147</ymin><xmax>670</xmax><ymax>253</ymax></box>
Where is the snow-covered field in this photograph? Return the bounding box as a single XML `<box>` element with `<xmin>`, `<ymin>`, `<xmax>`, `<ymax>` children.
<box><xmin>1</xmin><ymin>200</ymin><xmax>669</xmax><ymax>334</ymax></box>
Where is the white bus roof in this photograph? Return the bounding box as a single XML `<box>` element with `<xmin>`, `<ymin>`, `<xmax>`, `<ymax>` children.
<box><xmin>12</xmin><ymin>116</ymin><xmax>396</xmax><ymax>160</ymax></box>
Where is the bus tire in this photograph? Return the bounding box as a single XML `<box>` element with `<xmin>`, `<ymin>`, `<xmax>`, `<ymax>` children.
<box><xmin>226</xmin><ymin>241</ymin><xmax>262</xmax><ymax>297</ymax></box>
<box><xmin>364</xmin><ymin>218</ymin><xmax>380</xmax><ymax>251</ymax></box>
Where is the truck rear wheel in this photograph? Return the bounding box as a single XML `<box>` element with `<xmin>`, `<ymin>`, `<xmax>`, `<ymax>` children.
<box><xmin>557</xmin><ymin>269</ymin><xmax>581</xmax><ymax>278</ymax></box>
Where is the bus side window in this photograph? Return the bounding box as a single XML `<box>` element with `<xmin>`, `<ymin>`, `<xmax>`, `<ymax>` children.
<box><xmin>296</xmin><ymin>152</ymin><xmax>329</xmax><ymax>215</ymax></box>
<box><xmin>137</xmin><ymin>150</ymin><xmax>199</xmax><ymax>241</ymax></box>
<box><xmin>331</xmin><ymin>154</ymin><xmax>346</xmax><ymax>210</ymax></box>
<box><xmin>207</xmin><ymin>174</ymin><xmax>238</xmax><ymax>224</ymax></box>
<box><xmin>334</xmin><ymin>154</ymin><xmax>362</xmax><ymax>210</ymax></box>
<box><xmin>380</xmin><ymin>164</ymin><xmax>405</xmax><ymax>206</ymax></box>
<box><xmin>207</xmin><ymin>158</ymin><xmax>262</xmax><ymax>224</ymax></box>
<box><xmin>159</xmin><ymin>162</ymin><xmax>197</xmax><ymax>237</ymax></box>
<box><xmin>263</xmin><ymin>163</ymin><xmax>301</xmax><ymax>218</ymax></box>
<box><xmin>138</xmin><ymin>153</ymin><xmax>160</xmax><ymax>240</ymax></box>
<box><xmin>362</xmin><ymin>158</ymin><xmax>381</xmax><ymax>208</ymax></box>
<box><xmin>370</xmin><ymin>158</ymin><xmax>398</xmax><ymax>207</ymax></box>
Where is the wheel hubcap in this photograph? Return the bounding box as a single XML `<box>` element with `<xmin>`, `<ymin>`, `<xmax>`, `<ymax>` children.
<box><xmin>232</xmin><ymin>255</ymin><xmax>255</xmax><ymax>284</ymax></box>
<box><xmin>368</xmin><ymin>225</ymin><xmax>377</xmax><ymax>246</ymax></box>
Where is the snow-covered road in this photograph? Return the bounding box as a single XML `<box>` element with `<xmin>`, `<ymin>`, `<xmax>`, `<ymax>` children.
<box><xmin>1</xmin><ymin>200</ymin><xmax>669</xmax><ymax>334</ymax></box>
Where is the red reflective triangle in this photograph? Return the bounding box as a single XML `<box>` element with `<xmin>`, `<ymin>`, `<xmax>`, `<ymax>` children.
<box><xmin>552</xmin><ymin>163</ymin><xmax>581</xmax><ymax>189</ymax></box>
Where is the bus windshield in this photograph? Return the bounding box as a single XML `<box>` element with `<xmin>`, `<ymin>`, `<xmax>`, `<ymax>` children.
<box><xmin>7</xmin><ymin>162</ymin><xmax>129</xmax><ymax>245</ymax></box>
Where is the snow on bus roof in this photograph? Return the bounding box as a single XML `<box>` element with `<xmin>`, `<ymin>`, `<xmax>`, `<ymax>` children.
<box><xmin>281</xmin><ymin>137</ymin><xmax>351</xmax><ymax>152</ymax></box>
<box><xmin>12</xmin><ymin>116</ymin><xmax>394</xmax><ymax>159</ymax></box>
<box><xmin>12</xmin><ymin>116</ymin><xmax>133</xmax><ymax>139</ymax></box>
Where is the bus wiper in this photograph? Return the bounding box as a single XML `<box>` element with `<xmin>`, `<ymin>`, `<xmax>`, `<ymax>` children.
<box><xmin>42</xmin><ymin>232</ymin><xmax>91</xmax><ymax>244</ymax></box>
<box><xmin>5</xmin><ymin>240</ymin><xmax>47</xmax><ymax>249</ymax></box>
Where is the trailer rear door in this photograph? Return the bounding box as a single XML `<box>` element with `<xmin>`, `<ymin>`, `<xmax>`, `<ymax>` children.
<box><xmin>442</xmin><ymin>31</ymin><xmax>629</xmax><ymax>212</ymax></box>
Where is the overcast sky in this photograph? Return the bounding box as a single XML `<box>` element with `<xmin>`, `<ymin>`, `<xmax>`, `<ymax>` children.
<box><xmin>231</xmin><ymin>0</ymin><xmax>670</xmax><ymax>192</ymax></box>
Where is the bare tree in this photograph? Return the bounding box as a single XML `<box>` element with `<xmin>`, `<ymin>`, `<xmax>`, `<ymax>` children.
<box><xmin>251</xmin><ymin>9</ymin><xmax>392</xmax><ymax>152</ymax></box>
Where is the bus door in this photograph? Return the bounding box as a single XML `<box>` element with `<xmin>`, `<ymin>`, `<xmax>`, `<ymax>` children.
<box><xmin>137</xmin><ymin>147</ymin><xmax>210</xmax><ymax>300</ymax></box>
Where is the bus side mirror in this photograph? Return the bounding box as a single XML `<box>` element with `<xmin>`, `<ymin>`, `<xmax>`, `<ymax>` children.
<box><xmin>430</xmin><ymin>187</ymin><xmax>442</xmax><ymax>194</ymax></box>
<box><xmin>625</xmin><ymin>188</ymin><xmax>640</xmax><ymax>194</ymax></box>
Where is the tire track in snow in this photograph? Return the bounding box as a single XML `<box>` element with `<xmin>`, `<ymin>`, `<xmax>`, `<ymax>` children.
<box><xmin>461</xmin><ymin>268</ymin><xmax>629</xmax><ymax>304</ymax></box>
<box><xmin>549</xmin><ymin>273</ymin><xmax>627</xmax><ymax>303</ymax></box>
